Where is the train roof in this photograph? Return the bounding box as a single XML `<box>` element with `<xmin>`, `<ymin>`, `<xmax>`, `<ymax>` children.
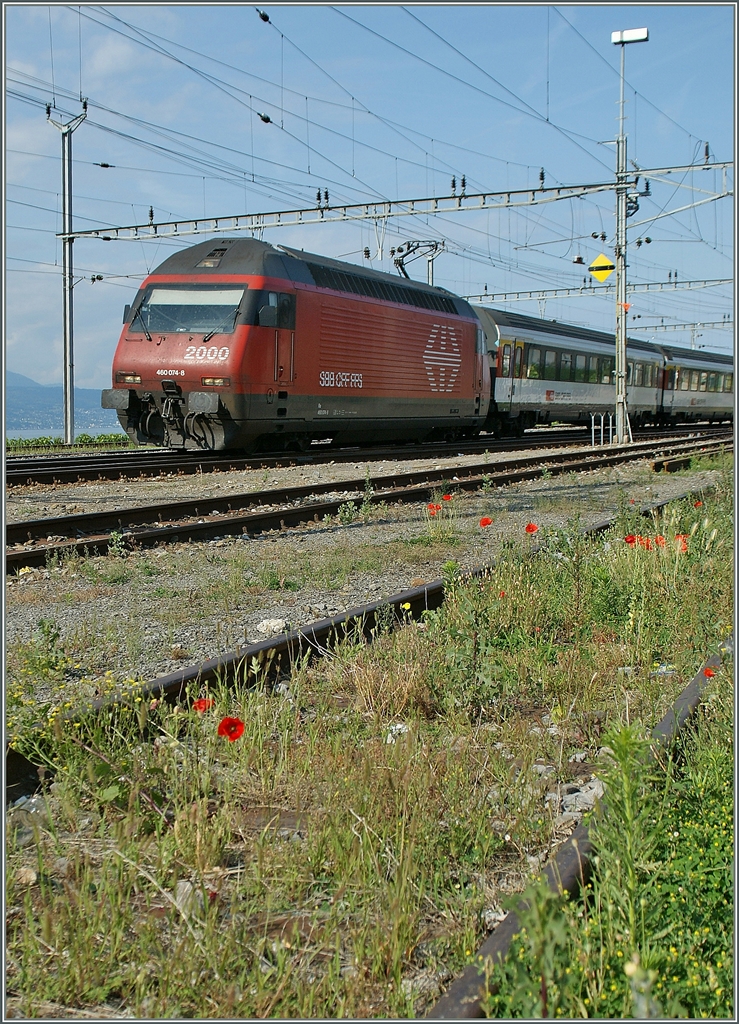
<box><xmin>473</xmin><ymin>305</ymin><xmax>733</xmax><ymax>366</ymax></box>
<box><xmin>149</xmin><ymin>237</ymin><xmax>474</xmax><ymax>317</ymax></box>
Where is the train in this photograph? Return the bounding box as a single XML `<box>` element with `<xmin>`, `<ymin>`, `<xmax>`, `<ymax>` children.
<box><xmin>102</xmin><ymin>237</ymin><xmax>733</xmax><ymax>450</ymax></box>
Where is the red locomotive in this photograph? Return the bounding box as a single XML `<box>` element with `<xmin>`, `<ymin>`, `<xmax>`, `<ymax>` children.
<box><xmin>102</xmin><ymin>237</ymin><xmax>490</xmax><ymax>451</ymax></box>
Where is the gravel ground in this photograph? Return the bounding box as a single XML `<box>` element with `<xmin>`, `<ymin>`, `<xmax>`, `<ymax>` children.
<box><xmin>5</xmin><ymin>444</ymin><xmax>722</xmax><ymax>701</ymax></box>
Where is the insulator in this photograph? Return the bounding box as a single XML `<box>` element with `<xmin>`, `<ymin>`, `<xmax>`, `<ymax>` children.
<box><xmin>258</xmin><ymin>10</ymin><xmax>270</xmax><ymax>22</ymax></box>
<box><xmin>539</xmin><ymin>168</ymin><xmax>545</xmax><ymax>186</ymax></box>
<box><xmin>316</xmin><ymin>191</ymin><xmax>322</xmax><ymax>207</ymax></box>
<box><xmin>601</xmin><ymin>232</ymin><xmax>607</xmax><ymax>242</ymax></box>
<box><xmin>451</xmin><ymin>176</ymin><xmax>456</xmax><ymax>193</ymax></box>
<box><xmin>45</xmin><ymin>103</ymin><xmax>51</xmax><ymax>118</ymax></box>
<box><xmin>149</xmin><ymin>206</ymin><xmax>154</xmax><ymax>223</ymax></box>
<box><xmin>644</xmin><ymin>237</ymin><xmax>652</xmax><ymax>244</ymax></box>
<box><xmin>259</xmin><ymin>112</ymin><xmax>271</xmax><ymax>123</ymax></box>
<box><xmin>323</xmin><ymin>189</ymin><xmax>329</xmax><ymax>204</ymax></box>
<box><xmin>461</xmin><ymin>175</ymin><xmax>466</xmax><ymax>191</ymax></box>
<box><xmin>592</xmin><ymin>232</ymin><xmax>599</xmax><ymax>239</ymax></box>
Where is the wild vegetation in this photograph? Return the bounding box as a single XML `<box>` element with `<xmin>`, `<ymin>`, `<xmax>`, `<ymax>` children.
<box><xmin>5</xmin><ymin>462</ymin><xmax>733</xmax><ymax>1018</ymax></box>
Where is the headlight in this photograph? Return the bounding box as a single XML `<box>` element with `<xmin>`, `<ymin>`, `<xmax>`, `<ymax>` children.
<box><xmin>116</xmin><ymin>372</ymin><xmax>142</xmax><ymax>384</ymax></box>
<box><xmin>201</xmin><ymin>376</ymin><xmax>230</xmax><ymax>387</ymax></box>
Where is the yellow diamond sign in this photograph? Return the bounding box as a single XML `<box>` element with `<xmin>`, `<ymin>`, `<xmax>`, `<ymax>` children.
<box><xmin>589</xmin><ymin>253</ymin><xmax>615</xmax><ymax>282</ymax></box>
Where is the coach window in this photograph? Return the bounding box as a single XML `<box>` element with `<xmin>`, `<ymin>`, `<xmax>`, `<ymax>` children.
<box><xmin>699</xmin><ymin>371</ymin><xmax>708</xmax><ymax>392</ymax></box>
<box><xmin>560</xmin><ymin>352</ymin><xmax>573</xmax><ymax>381</ymax></box>
<box><xmin>513</xmin><ymin>345</ymin><xmax>523</xmax><ymax>378</ymax></box>
<box><xmin>501</xmin><ymin>343</ymin><xmax>511</xmax><ymax>377</ymax></box>
<box><xmin>689</xmin><ymin>370</ymin><xmax>699</xmax><ymax>391</ymax></box>
<box><xmin>574</xmin><ymin>354</ymin><xmax>587</xmax><ymax>382</ymax></box>
<box><xmin>588</xmin><ymin>356</ymin><xmax>599</xmax><ymax>383</ymax></box>
<box><xmin>600</xmin><ymin>357</ymin><xmax>614</xmax><ymax>385</ymax></box>
<box><xmin>527</xmin><ymin>347</ymin><xmax>541</xmax><ymax>378</ymax></box>
<box><xmin>544</xmin><ymin>350</ymin><xmax>557</xmax><ymax>380</ymax></box>
<box><xmin>724</xmin><ymin>374</ymin><xmax>733</xmax><ymax>393</ymax></box>
<box><xmin>634</xmin><ymin>363</ymin><xmax>644</xmax><ymax>387</ymax></box>
<box><xmin>664</xmin><ymin>367</ymin><xmax>676</xmax><ymax>390</ymax></box>
<box><xmin>707</xmin><ymin>373</ymin><xmax>718</xmax><ymax>392</ymax></box>
<box><xmin>679</xmin><ymin>368</ymin><xmax>690</xmax><ymax>391</ymax></box>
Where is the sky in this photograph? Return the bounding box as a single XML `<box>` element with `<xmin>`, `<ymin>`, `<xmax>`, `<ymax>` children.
<box><xmin>3</xmin><ymin>3</ymin><xmax>735</xmax><ymax>390</ymax></box>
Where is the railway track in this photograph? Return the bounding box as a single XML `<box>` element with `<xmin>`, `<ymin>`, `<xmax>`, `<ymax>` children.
<box><xmin>4</xmin><ymin>424</ymin><xmax>726</xmax><ymax>486</ymax></box>
<box><xmin>5</xmin><ymin>433</ymin><xmax>731</xmax><ymax>574</ymax></box>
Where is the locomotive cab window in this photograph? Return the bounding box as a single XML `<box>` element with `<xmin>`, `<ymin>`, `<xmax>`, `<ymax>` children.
<box><xmin>130</xmin><ymin>285</ymin><xmax>246</xmax><ymax>335</ymax></box>
<box><xmin>256</xmin><ymin>291</ymin><xmax>295</xmax><ymax>330</ymax></box>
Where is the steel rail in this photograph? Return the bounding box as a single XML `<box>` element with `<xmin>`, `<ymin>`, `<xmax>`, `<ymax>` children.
<box><xmin>6</xmin><ymin>425</ymin><xmax>726</xmax><ymax>486</ymax></box>
<box><xmin>6</xmin><ymin>436</ymin><xmax>730</xmax><ymax>574</ymax></box>
<box><xmin>6</xmin><ymin>433</ymin><xmax>725</xmax><ymax>545</ymax></box>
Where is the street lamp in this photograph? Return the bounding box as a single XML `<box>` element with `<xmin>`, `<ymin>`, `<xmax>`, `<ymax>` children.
<box><xmin>612</xmin><ymin>27</ymin><xmax>648</xmax><ymax>444</ymax></box>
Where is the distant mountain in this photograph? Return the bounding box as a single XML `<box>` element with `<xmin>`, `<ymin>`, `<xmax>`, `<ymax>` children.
<box><xmin>7</xmin><ymin>371</ymin><xmax>62</xmax><ymax>388</ymax></box>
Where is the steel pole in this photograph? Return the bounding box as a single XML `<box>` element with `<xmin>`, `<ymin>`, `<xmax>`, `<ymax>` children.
<box><xmin>48</xmin><ymin>104</ymin><xmax>86</xmax><ymax>444</ymax></box>
<box><xmin>62</xmin><ymin>127</ymin><xmax>74</xmax><ymax>444</ymax></box>
<box><xmin>615</xmin><ymin>42</ymin><xmax>629</xmax><ymax>444</ymax></box>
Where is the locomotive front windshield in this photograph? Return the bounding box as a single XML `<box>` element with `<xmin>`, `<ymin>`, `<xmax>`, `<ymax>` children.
<box><xmin>131</xmin><ymin>285</ymin><xmax>246</xmax><ymax>334</ymax></box>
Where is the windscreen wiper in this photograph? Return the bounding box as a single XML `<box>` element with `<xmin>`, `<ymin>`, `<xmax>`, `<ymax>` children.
<box><xmin>203</xmin><ymin>306</ymin><xmax>240</xmax><ymax>343</ymax></box>
<box><xmin>131</xmin><ymin>305</ymin><xmax>152</xmax><ymax>341</ymax></box>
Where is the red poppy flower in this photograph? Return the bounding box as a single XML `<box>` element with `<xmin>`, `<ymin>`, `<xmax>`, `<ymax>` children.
<box><xmin>525</xmin><ymin>523</ymin><xmax>538</xmax><ymax>534</ymax></box>
<box><xmin>654</xmin><ymin>535</ymin><xmax>666</xmax><ymax>547</ymax></box>
<box><xmin>499</xmin><ymin>590</ymin><xmax>506</xmax><ymax>598</ymax></box>
<box><xmin>434</xmin><ymin>504</ymin><xmax>442</xmax><ymax>512</ymax></box>
<box><xmin>624</xmin><ymin>535</ymin><xmax>637</xmax><ymax>546</ymax></box>
<box><xmin>479</xmin><ymin>516</ymin><xmax>493</xmax><ymax>528</ymax></box>
<box><xmin>427</xmin><ymin>503</ymin><xmax>436</xmax><ymax>511</ymax></box>
<box><xmin>218</xmin><ymin>716</ymin><xmax>245</xmax><ymax>741</ymax></box>
<box><xmin>679</xmin><ymin>540</ymin><xmax>688</xmax><ymax>552</ymax></box>
<box><xmin>703</xmin><ymin>667</ymin><xmax>716</xmax><ymax>678</ymax></box>
<box><xmin>429</xmin><ymin>508</ymin><xmax>437</xmax><ymax>517</ymax></box>
<box><xmin>694</xmin><ymin>500</ymin><xmax>703</xmax><ymax>507</ymax></box>
<box><xmin>442</xmin><ymin>494</ymin><xmax>452</xmax><ymax>501</ymax></box>
<box><xmin>629</xmin><ymin>499</ymin><xmax>635</xmax><ymax>504</ymax></box>
<box><xmin>192</xmin><ymin>698</ymin><xmax>214</xmax><ymax>713</ymax></box>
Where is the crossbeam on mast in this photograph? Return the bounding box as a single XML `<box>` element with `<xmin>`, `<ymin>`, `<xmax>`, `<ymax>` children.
<box><xmin>59</xmin><ymin>160</ymin><xmax>732</xmax><ymax>242</ymax></box>
<box><xmin>60</xmin><ymin>182</ymin><xmax>622</xmax><ymax>241</ymax></box>
<box><xmin>628</xmin><ymin>320</ymin><xmax>733</xmax><ymax>331</ymax></box>
<box><xmin>465</xmin><ymin>278</ymin><xmax>733</xmax><ymax>303</ymax></box>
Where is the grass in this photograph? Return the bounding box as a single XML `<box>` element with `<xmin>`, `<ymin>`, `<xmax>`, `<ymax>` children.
<box><xmin>5</xmin><ymin>468</ymin><xmax>733</xmax><ymax>1018</ymax></box>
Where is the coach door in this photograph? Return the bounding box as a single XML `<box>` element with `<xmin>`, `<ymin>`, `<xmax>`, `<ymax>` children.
<box><xmin>496</xmin><ymin>340</ymin><xmax>513</xmax><ymax>411</ymax></box>
<box><xmin>510</xmin><ymin>340</ymin><xmax>525</xmax><ymax>414</ymax></box>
